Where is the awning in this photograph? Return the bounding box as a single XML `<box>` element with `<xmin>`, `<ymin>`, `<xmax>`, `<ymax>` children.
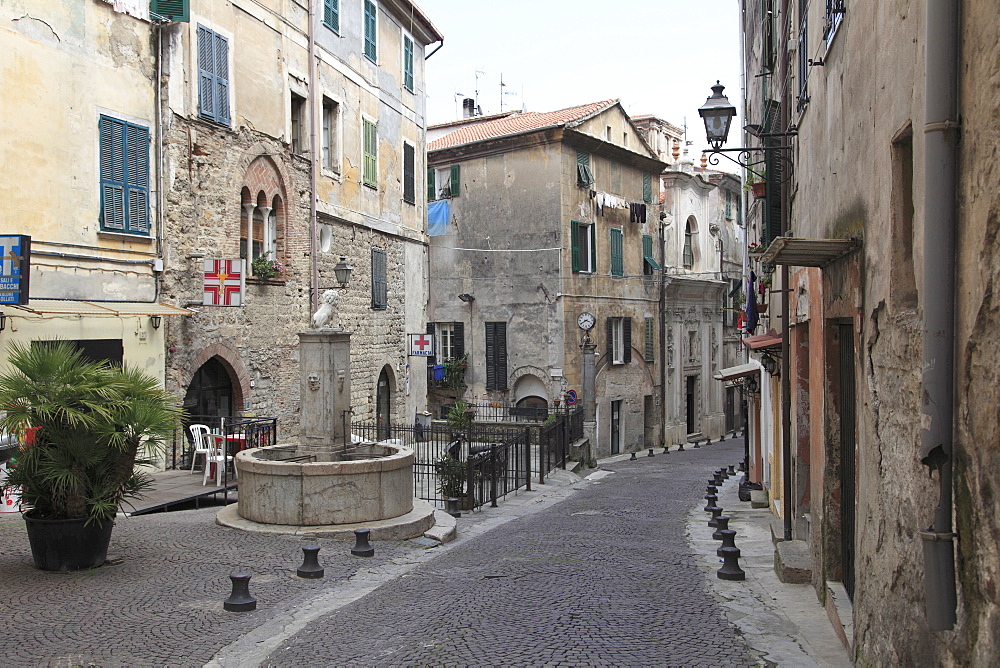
<box><xmin>9</xmin><ymin>300</ymin><xmax>196</xmax><ymax>316</ymax></box>
<box><xmin>761</xmin><ymin>237</ymin><xmax>861</xmax><ymax>267</ymax></box>
<box><xmin>714</xmin><ymin>362</ymin><xmax>761</xmax><ymax>382</ymax></box>
<box><xmin>742</xmin><ymin>330</ymin><xmax>782</xmax><ymax>350</ymax></box>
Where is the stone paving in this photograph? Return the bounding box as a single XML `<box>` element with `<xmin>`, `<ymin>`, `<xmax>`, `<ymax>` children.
<box><xmin>0</xmin><ymin>438</ymin><xmax>789</xmax><ymax>667</ymax></box>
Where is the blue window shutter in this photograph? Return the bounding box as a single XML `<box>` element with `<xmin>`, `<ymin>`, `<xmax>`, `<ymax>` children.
<box><xmin>197</xmin><ymin>26</ymin><xmax>215</xmax><ymax>121</ymax></box>
<box><xmin>403</xmin><ymin>35</ymin><xmax>414</xmax><ymax>91</ymax></box>
<box><xmin>100</xmin><ymin>116</ymin><xmax>126</xmax><ymax>231</ymax></box>
<box><xmin>324</xmin><ymin>0</ymin><xmax>339</xmax><ymax>32</ymax></box>
<box><xmin>571</xmin><ymin>220</ymin><xmax>581</xmax><ymax>272</ymax></box>
<box><xmin>364</xmin><ymin>0</ymin><xmax>377</xmax><ymax>62</ymax></box>
<box><xmin>214</xmin><ymin>31</ymin><xmax>230</xmax><ymax>125</ymax></box>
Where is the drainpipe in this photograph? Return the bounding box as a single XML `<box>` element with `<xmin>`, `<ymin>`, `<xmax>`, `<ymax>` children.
<box><xmin>781</xmin><ymin>263</ymin><xmax>792</xmax><ymax>541</ymax></box>
<box><xmin>920</xmin><ymin>0</ymin><xmax>959</xmax><ymax>632</ymax></box>
<box><xmin>308</xmin><ymin>0</ymin><xmax>320</xmax><ymax>316</ymax></box>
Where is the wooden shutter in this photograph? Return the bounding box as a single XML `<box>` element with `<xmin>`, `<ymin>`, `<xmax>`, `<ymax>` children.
<box><xmin>150</xmin><ymin>0</ymin><xmax>189</xmax><ymax>22</ymax></box>
<box><xmin>99</xmin><ymin>117</ymin><xmax>126</xmax><ymax>231</ymax></box>
<box><xmin>606</xmin><ymin>318</ymin><xmax>613</xmax><ymax>359</ymax></box>
<box><xmin>485</xmin><ymin>322</ymin><xmax>507</xmax><ymax>390</ymax></box>
<box><xmin>197</xmin><ymin>26</ymin><xmax>215</xmax><ymax>121</ymax></box>
<box><xmin>125</xmin><ymin>123</ymin><xmax>150</xmax><ymax>233</ymax></box>
<box><xmin>363</xmin><ymin>119</ymin><xmax>377</xmax><ymax>188</ymax></box>
<box><xmin>427</xmin><ymin>168</ymin><xmax>436</xmax><ymax>202</ymax></box>
<box><xmin>371</xmin><ymin>248</ymin><xmax>387</xmax><ymax>308</ymax></box>
<box><xmin>610</xmin><ymin>228</ymin><xmax>623</xmax><ymax>276</ymax></box>
<box><xmin>364</xmin><ymin>0</ymin><xmax>377</xmax><ymax>61</ymax></box>
<box><xmin>453</xmin><ymin>321</ymin><xmax>465</xmax><ymax>358</ymax></box>
<box><xmin>571</xmin><ymin>221</ymin><xmax>581</xmax><ymax>272</ymax></box>
<box><xmin>449</xmin><ymin>164</ymin><xmax>460</xmax><ymax>197</ymax></box>
<box><xmin>426</xmin><ymin>322</ymin><xmax>436</xmax><ymax>364</ymax></box>
<box><xmin>623</xmin><ymin>317</ymin><xmax>632</xmax><ymax>363</ymax></box>
<box><xmin>644</xmin><ymin>317</ymin><xmax>654</xmax><ymax>362</ymax></box>
<box><xmin>214</xmin><ymin>31</ymin><xmax>230</xmax><ymax>125</ymax></box>
<box><xmin>642</xmin><ymin>173</ymin><xmax>652</xmax><ymax>203</ymax></box>
<box><xmin>403</xmin><ymin>143</ymin><xmax>415</xmax><ymax>203</ymax></box>
<box><xmin>324</xmin><ymin>0</ymin><xmax>339</xmax><ymax>32</ymax></box>
<box><xmin>403</xmin><ymin>35</ymin><xmax>414</xmax><ymax>91</ymax></box>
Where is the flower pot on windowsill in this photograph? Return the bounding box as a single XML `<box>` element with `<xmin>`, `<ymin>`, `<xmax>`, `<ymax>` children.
<box><xmin>757</xmin><ymin>303</ymin><xmax>768</xmax><ymax>314</ymax></box>
<box><xmin>750</xmin><ymin>182</ymin><xmax>766</xmax><ymax>199</ymax></box>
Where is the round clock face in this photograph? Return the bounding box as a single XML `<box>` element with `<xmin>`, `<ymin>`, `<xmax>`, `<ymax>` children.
<box><xmin>578</xmin><ymin>312</ymin><xmax>596</xmax><ymax>330</ymax></box>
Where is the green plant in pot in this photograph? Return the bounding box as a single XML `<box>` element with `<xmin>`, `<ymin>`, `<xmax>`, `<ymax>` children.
<box><xmin>0</xmin><ymin>341</ymin><xmax>182</xmax><ymax>571</ymax></box>
<box><xmin>434</xmin><ymin>454</ymin><xmax>466</xmax><ymax>499</ymax></box>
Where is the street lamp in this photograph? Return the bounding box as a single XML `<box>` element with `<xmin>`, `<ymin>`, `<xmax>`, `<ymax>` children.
<box><xmin>698</xmin><ymin>81</ymin><xmax>737</xmax><ymax>151</ymax></box>
<box><xmin>761</xmin><ymin>352</ymin><xmax>780</xmax><ymax>377</ymax></box>
<box><xmin>333</xmin><ymin>256</ymin><xmax>353</xmax><ymax>288</ymax></box>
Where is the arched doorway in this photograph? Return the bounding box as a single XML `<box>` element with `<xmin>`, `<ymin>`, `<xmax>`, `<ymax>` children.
<box><xmin>184</xmin><ymin>357</ymin><xmax>235</xmax><ymax>419</ymax></box>
<box><xmin>376</xmin><ymin>367</ymin><xmax>391</xmax><ymax>440</ymax></box>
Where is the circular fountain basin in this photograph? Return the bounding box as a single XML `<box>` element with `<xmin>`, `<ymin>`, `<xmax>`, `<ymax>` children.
<box><xmin>235</xmin><ymin>442</ymin><xmax>415</xmax><ymax>526</ymax></box>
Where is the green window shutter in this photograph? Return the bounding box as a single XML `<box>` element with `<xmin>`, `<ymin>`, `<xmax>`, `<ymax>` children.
<box><xmin>100</xmin><ymin>116</ymin><xmax>126</xmax><ymax>231</ymax></box>
<box><xmin>610</xmin><ymin>228</ymin><xmax>623</xmax><ymax>276</ymax></box>
<box><xmin>126</xmin><ymin>123</ymin><xmax>150</xmax><ymax>234</ymax></box>
<box><xmin>643</xmin><ymin>172</ymin><xmax>652</xmax><ymax>203</ymax></box>
<box><xmin>363</xmin><ymin>118</ymin><xmax>377</xmax><ymax>188</ymax></box>
<box><xmin>642</xmin><ymin>234</ymin><xmax>661</xmax><ymax>272</ymax></box>
<box><xmin>427</xmin><ymin>168</ymin><xmax>436</xmax><ymax>201</ymax></box>
<box><xmin>403</xmin><ymin>35</ymin><xmax>414</xmax><ymax>91</ymax></box>
<box><xmin>403</xmin><ymin>143</ymin><xmax>415</xmax><ymax>204</ymax></box>
<box><xmin>590</xmin><ymin>225</ymin><xmax>597</xmax><ymax>273</ymax></box>
<box><xmin>577</xmin><ymin>151</ymin><xmax>594</xmax><ymax>187</ymax></box>
<box><xmin>323</xmin><ymin>0</ymin><xmax>339</xmax><ymax>32</ymax></box>
<box><xmin>197</xmin><ymin>26</ymin><xmax>215</xmax><ymax>121</ymax></box>
<box><xmin>644</xmin><ymin>317</ymin><xmax>654</xmax><ymax>362</ymax></box>
<box><xmin>364</xmin><ymin>0</ymin><xmax>377</xmax><ymax>62</ymax></box>
<box><xmin>449</xmin><ymin>164</ymin><xmax>460</xmax><ymax>197</ymax></box>
<box><xmin>571</xmin><ymin>220</ymin><xmax>581</xmax><ymax>272</ymax></box>
<box><xmin>150</xmin><ymin>0</ymin><xmax>189</xmax><ymax>22</ymax></box>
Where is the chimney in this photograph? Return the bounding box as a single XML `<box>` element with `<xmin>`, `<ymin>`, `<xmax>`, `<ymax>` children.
<box><xmin>462</xmin><ymin>98</ymin><xmax>475</xmax><ymax>118</ymax></box>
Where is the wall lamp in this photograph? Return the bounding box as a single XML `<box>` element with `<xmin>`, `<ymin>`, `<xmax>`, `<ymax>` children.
<box><xmin>150</xmin><ymin>314</ymin><xmax>162</xmax><ymax>330</ymax></box>
<box><xmin>0</xmin><ymin>311</ymin><xmax>6</xmax><ymax>332</ymax></box>
<box><xmin>760</xmin><ymin>351</ymin><xmax>781</xmax><ymax>377</ymax></box>
<box><xmin>698</xmin><ymin>81</ymin><xmax>796</xmax><ymax>178</ymax></box>
<box><xmin>458</xmin><ymin>293</ymin><xmax>475</xmax><ymax>302</ymax></box>
<box><xmin>318</xmin><ymin>256</ymin><xmax>353</xmax><ymax>290</ymax></box>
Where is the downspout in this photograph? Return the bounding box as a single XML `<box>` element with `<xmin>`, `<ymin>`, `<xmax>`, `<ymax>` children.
<box><xmin>659</xmin><ymin>206</ymin><xmax>667</xmax><ymax>447</ymax></box>
<box><xmin>308</xmin><ymin>0</ymin><xmax>319</xmax><ymax>316</ymax></box>
<box><xmin>154</xmin><ymin>22</ymin><xmax>164</xmax><ymax>300</ymax></box>
<box><xmin>920</xmin><ymin>0</ymin><xmax>960</xmax><ymax>632</ymax></box>
<box><xmin>781</xmin><ymin>263</ymin><xmax>792</xmax><ymax>540</ymax></box>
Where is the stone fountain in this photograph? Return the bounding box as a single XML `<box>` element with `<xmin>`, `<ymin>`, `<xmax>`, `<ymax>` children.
<box><xmin>217</xmin><ymin>291</ymin><xmax>436</xmax><ymax>539</ymax></box>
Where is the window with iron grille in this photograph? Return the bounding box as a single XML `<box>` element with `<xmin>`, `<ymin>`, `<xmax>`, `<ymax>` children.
<box><xmin>571</xmin><ymin>220</ymin><xmax>596</xmax><ymax>273</ymax></box>
<box><xmin>371</xmin><ymin>248</ymin><xmax>387</xmax><ymax>309</ymax></box>
<box><xmin>363</xmin><ymin>0</ymin><xmax>377</xmax><ymax>63</ymax></box>
<box><xmin>99</xmin><ymin>115</ymin><xmax>150</xmax><ymax>236</ymax></box>
<box><xmin>363</xmin><ymin>117</ymin><xmax>377</xmax><ymax>188</ymax></box>
<box><xmin>323</xmin><ymin>0</ymin><xmax>339</xmax><ymax>32</ymax></box>
<box><xmin>610</xmin><ymin>228</ymin><xmax>624</xmax><ymax>276</ymax></box>
<box><xmin>485</xmin><ymin>321</ymin><xmax>508</xmax><ymax>390</ymax></box>
<box><xmin>403</xmin><ymin>143</ymin><xmax>415</xmax><ymax>204</ymax></box>
<box><xmin>403</xmin><ymin>34</ymin><xmax>414</xmax><ymax>92</ymax></box>
<box><xmin>197</xmin><ymin>25</ymin><xmax>230</xmax><ymax>126</ymax></box>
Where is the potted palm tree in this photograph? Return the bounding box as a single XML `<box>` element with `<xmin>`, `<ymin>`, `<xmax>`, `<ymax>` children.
<box><xmin>0</xmin><ymin>341</ymin><xmax>181</xmax><ymax>571</ymax></box>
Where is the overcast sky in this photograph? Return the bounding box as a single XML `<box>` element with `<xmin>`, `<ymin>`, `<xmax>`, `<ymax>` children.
<box><xmin>419</xmin><ymin>0</ymin><xmax>742</xmax><ymax>146</ymax></box>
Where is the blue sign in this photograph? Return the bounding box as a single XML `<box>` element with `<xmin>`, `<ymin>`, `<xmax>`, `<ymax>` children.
<box><xmin>0</xmin><ymin>235</ymin><xmax>30</xmax><ymax>306</ymax></box>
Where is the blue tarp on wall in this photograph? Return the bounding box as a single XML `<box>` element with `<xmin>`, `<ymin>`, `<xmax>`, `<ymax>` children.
<box><xmin>428</xmin><ymin>200</ymin><xmax>450</xmax><ymax>236</ymax></box>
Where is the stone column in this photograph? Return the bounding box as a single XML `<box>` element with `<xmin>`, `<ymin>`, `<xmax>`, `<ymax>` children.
<box><xmin>298</xmin><ymin>330</ymin><xmax>352</xmax><ymax>457</ymax></box>
<box><xmin>581</xmin><ymin>337</ymin><xmax>597</xmax><ymax>457</ymax></box>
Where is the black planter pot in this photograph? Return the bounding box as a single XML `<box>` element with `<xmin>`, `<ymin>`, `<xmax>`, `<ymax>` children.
<box><xmin>23</xmin><ymin>513</ymin><xmax>114</xmax><ymax>571</ymax></box>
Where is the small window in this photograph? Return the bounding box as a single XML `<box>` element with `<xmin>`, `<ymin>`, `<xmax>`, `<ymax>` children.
<box><xmin>322</xmin><ymin>97</ymin><xmax>340</xmax><ymax>172</ymax></box>
<box><xmin>363</xmin><ymin>0</ymin><xmax>377</xmax><ymax>63</ymax></box>
<box><xmin>403</xmin><ymin>142</ymin><xmax>415</xmax><ymax>204</ymax></box>
<box><xmin>577</xmin><ymin>151</ymin><xmax>595</xmax><ymax>187</ymax></box>
<box><xmin>571</xmin><ymin>220</ymin><xmax>596</xmax><ymax>273</ymax></box>
<box><xmin>797</xmin><ymin>0</ymin><xmax>809</xmax><ymax>111</ymax></box>
<box><xmin>323</xmin><ymin>0</ymin><xmax>339</xmax><ymax>33</ymax></box>
<box><xmin>371</xmin><ymin>248</ymin><xmax>387</xmax><ymax>309</ymax></box>
<box><xmin>363</xmin><ymin>117</ymin><xmax>377</xmax><ymax>189</ymax></box>
<box><xmin>290</xmin><ymin>93</ymin><xmax>306</xmax><ymax>155</ymax></box>
<box><xmin>623</xmin><ymin>132</ymin><xmax>629</xmax><ymax>147</ymax></box>
<box><xmin>610</xmin><ymin>228</ymin><xmax>624</xmax><ymax>277</ymax></box>
<box><xmin>683</xmin><ymin>220</ymin><xmax>695</xmax><ymax>269</ymax></box>
<box><xmin>429</xmin><ymin>164</ymin><xmax>459</xmax><ymax>200</ymax></box>
<box><xmin>403</xmin><ymin>34</ymin><xmax>414</xmax><ymax>92</ymax></box>
<box><xmin>197</xmin><ymin>25</ymin><xmax>230</xmax><ymax>126</ymax></box>
<box><xmin>606</xmin><ymin>317</ymin><xmax>632</xmax><ymax>365</ymax></box>
<box><xmin>642</xmin><ymin>234</ymin><xmax>661</xmax><ymax>274</ymax></box>
<box><xmin>725</xmin><ymin>189</ymin><xmax>733</xmax><ymax>219</ymax></box>
<box><xmin>606</xmin><ymin>126</ymin><xmax>612</xmax><ymax>140</ymax></box>
<box><xmin>99</xmin><ymin>115</ymin><xmax>150</xmax><ymax>235</ymax></box>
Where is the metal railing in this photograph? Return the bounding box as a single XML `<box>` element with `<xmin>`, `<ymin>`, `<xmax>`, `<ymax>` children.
<box><xmin>435</xmin><ymin>402</ymin><xmax>573</xmax><ymax>423</ymax></box>
<box><xmin>169</xmin><ymin>415</ymin><xmax>277</xmax><ymax>472</ymax></box>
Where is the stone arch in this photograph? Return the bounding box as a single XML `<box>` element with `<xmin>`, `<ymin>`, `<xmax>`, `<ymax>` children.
<box><xmin>186</xmin><ymin>341</ymin><xmax>250</xmax><ymax>415</ymax></box>
<box><xmin>512</xmin><ymin>372</ymin><xmax>549</xmax><ymax>404</ymax></box>
<box><xmin>240</xmin><ymin>154</ymin><xmax>288</xmax><ymax>270</ymax></box>
<box><xmin>684</xmin><ymin>215</ymin><xmax>701</xmax><ymax>269</ymax></box>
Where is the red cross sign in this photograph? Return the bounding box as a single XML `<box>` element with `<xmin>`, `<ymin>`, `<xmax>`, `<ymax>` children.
<box><xmin>203</xmin><ymin>259</ymin><xmax>245</xmax><ymax>306</ymax></box>
<box><xmin>409</xmin><ymin>333</ymin><xmax>435</xmax><ymax>357</ymax></box>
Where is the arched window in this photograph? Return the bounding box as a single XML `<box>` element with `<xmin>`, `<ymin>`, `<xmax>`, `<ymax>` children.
<box><xmin>240</xmin><ymin>156</ymin><xmax>287</xmax><ymax>277</ymax></box>
<box><xmin>683</xmin><ymin>218</ymin><xmax>695</xmax><ymax>269</ymax></box>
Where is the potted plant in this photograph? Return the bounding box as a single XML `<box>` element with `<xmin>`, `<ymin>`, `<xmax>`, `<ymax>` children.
<box><xmin>446</xmin><ymin>400</ymin><xmax>474</xmax><ymax>435</ymax></box>
<box><xmin>250</xmin><ymin>251</ymin><xmax>283</xmax><ymax>279</ymax></box>
<box><xmin>748</xmin><ymin>241</ymin><xmax>764</xmax><ymax>259</ymax></box>
<box><xmin>443</xmin><ymin>354</ymin><xmax>468</xmax><ymax>392</ymax></box>
<box><xmin>434</xmin><ymin>454</ymin><xmax>466</xmax><ymax>500</ymax></box>
<box><xmin>743</xmin><ymin>173</ymin><xmax>766</xmax><ymax>199</ymax></box>
<box><xmin>0</xmin><ymin>341</ymin><xmax>181</xmax><ymax>571</ymax></box>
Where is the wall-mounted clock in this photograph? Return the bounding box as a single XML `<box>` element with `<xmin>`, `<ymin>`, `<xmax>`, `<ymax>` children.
<box><xmin>578</xmin><ymin>312</ymin><xmax>596</xmax><ymax>330</ymax></box>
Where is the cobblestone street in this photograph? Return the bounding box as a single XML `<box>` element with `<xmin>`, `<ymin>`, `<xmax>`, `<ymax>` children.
<box><xmin>1</xmin><ymin>440</ymin><xmax>754</xmax><ymax>667</ymax></box>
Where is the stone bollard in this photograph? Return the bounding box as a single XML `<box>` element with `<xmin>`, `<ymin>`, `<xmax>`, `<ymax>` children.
<box><xmin>704</xmin><ymin>494</ymin><xmax>718</xmax><ymax>512</ymax></box>
<box><xmin>351</xmin><ymin>528</ymin><xmax>375</xmax><ymax>557</ymax></box>
<box><xmin>630</xmin><ymin>452</ymin><xmax>637</xmax><ymax>461</ymax></box>
<box><xmin>712</xmin><ymin>473</ymin><xmax>724</xmax><ymax>487</ymax></box>
<box><xmin>648</xmin><ymin>448</ymin><xmax>655</xmax><ymax>457</ymax></box>
<box><xmin>678</xmin><ymin>442</ymin><xmax>685</xmax><ymax>451</ymax></box>
<box><xmin>728</xmin><ymin>464</ymin><xmax>736</xmax><ymax>475</ymax></box>
<box><xmin>446</xmin><ymin>497</ymin><xmax>461</xmax><ymax>519</ymax></box>
<box><xmin>708</xmin><ymin>505</ymin><xmax>724</xmax><ymax>528</ymax></box>
<box><xmin>223</xmin><ymin>572</ymin><xmax>257</xmax><ymax>612</ymax></box>
<box><xmin>663</xmin><ymin>445</ymin><xmax>670</xmax><ymax>454</ymax></box>
<box><xmin>297</xmin><ymin>545</ymin><xmax>324</xmax><ymax>579</ymax></box>
<box><xmin>712</xmin><ymin>516</ymin><xmax>731</xmax><ymax>540</ymax></box>
<box><xmin>707</xmin><ymin>484</ymin><xmax>718</xmax><ymax>496</ymax></box>
<box><xmin>717</xmin><ymin>546</ymin><xmax>746</xmax><ymax>580</ymax></box>
<box><xmin>717</xmin><ymin>529</ymin><xmax>737</xmax><ymax>557</ymax></box>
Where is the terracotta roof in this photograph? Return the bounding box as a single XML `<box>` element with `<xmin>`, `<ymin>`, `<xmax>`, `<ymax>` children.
<box><xmin>429</xmin><ymin>100</ymin><xmax>618</xmax><ymax>151</ymax></box>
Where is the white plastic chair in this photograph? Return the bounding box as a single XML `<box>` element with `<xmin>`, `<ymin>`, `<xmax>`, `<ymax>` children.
<box><xmin>203</xmin><ymin>434</ymin><xmax>236</xmax><ymax>486</ymax></box>
<box><xmin>188</xmin><ymin>424</ymin><xmax>212</xmax><ymax>473</ymax></box>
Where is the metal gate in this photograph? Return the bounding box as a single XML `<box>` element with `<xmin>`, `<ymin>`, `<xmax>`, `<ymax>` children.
<box><xmin>838</xmin><ymin>323</ymin><xmax>856</xmax><ymax>600</ymax></box>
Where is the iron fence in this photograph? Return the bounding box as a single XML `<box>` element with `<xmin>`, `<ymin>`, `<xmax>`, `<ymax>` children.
<box><xmin>169</xmin><ymin>415</ymin><xmax>278</xmax><ymax>472</ymax></box>
<box><xmin>434</xmin><ymin>402</ymin><xmax>566</xmax><ymax>423</ymax></box>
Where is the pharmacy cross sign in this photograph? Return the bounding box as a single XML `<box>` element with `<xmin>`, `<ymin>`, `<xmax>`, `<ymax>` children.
<box><xmin>203</xmin><ymin>258</ymin><xmax>244</xmax><ymax>306</ymax></box>
<box><xmin>408</xmin><ymin>333</ymin><xmax>434</xmax><ymax>357</ymax></box>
